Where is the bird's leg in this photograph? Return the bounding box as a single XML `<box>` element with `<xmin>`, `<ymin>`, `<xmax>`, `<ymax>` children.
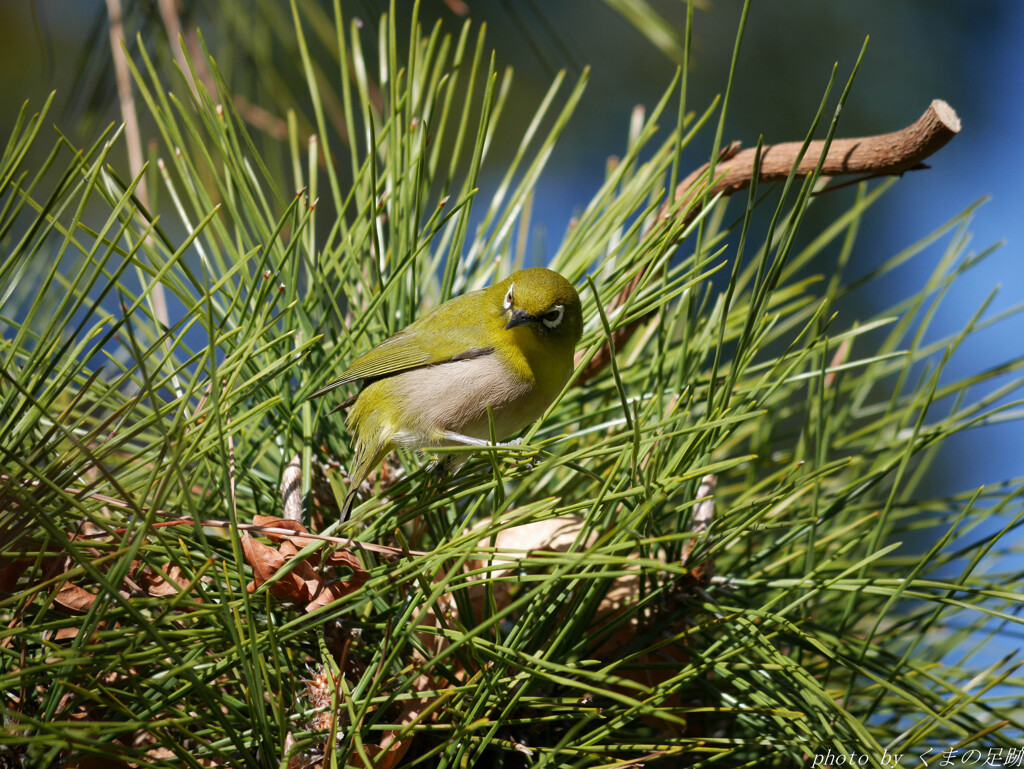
<box><xmin>438</xmin><ymin>432</ymin><xmax>541</xmax><ymax>471</ymax></box>
<box><xmin>439</xmin><ymin>431</ymin><xmax>522</xmax><ymax>448</ymax></box>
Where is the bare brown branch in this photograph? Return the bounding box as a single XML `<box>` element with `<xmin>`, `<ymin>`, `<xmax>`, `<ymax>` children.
<box><xmin>574</xmin><ymin>100</ymin><xmax>961</xmax><ymax>385</ymax></box>
<box><xmin>441</xmin><ymin>0</ymin><xmax>471</xmax><ymax>16</ymax></box>
<box><xmin>675</xmin><ymin>99</ymin><xmax>960</xmax><ymax>203</ymax></box>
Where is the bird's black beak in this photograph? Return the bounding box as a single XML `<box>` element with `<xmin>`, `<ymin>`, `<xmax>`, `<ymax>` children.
<box><xmin>505</xmin><ymin>308</ymin><xmax>534</xmax><ymax>330</ymax></box>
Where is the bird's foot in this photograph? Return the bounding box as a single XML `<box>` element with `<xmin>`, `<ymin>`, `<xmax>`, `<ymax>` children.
<box><xmin>510</xmin><ymin>450</ymin><xmax>542</xmax><ymax>471</ymax></box>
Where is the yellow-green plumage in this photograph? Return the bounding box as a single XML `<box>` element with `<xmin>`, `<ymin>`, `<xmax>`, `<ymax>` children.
<box><xmin>309</xmin><ymin>268</ymin><xmax>583</xmax><ymax>520</ymax></box>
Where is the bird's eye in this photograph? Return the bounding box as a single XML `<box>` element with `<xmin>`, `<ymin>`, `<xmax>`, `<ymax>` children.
<box><xmin>503</xmin><ymin>284</ymin><xmax>515</xmax><ymax>311</ymax></box>
<box><xmin>542</xmin><ymin>305</ymin><xmax>564</xmax><ymax>329</ymax></box>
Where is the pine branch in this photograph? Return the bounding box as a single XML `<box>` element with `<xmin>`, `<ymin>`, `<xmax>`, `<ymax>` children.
<box><xmin>575</xmin><ymin>100</ymin><xmax>962</xmax><ymax>385</ymax></box>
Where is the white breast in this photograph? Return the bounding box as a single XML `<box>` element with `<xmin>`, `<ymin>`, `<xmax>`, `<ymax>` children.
<box><xmin>390</xmin><ymin>354</ymin><xmax>537</xmax><ymax>447</ymax></box>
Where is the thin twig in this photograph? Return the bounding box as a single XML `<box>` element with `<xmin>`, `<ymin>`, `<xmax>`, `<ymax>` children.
<box><xmin>156</xmin><ymin>0</ymin><xmax>197</xmax><ymax>97</ymax></box>
<box><xmin>106</xmin><ymin>0</ymin><xmax>170</xmax><ymax>329</ymax></box>
<box><xmin>106</xmin><ymin>0</ymin><xmax>145</xmax><ymax>204</ymax></box>
<box><xmin>157</xmin><ymin>0</ymin><xmax>217</xmax><ymax>99</ymax></box>
<box><xmin>0</xmin><ymin>475</ymin><xmax>423</xmax><ymax>557</ymax></box>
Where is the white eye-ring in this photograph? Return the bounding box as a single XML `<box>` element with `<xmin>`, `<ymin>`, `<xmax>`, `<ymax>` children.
<box><xmin>503</xmin><ymin>284</ymin><xmax>515</xmax><ymax>311</ymax></box>
<box><xmin>542</xmin><ymin>304</ymin><xmax>564</xmax><ymax>329</ymax></box>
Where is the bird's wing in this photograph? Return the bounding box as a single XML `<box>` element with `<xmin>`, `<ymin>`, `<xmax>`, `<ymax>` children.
<box><xmin>308</xmin><ymin>291</ymin><xmax>496</xmax><ymax>400</ymax></box>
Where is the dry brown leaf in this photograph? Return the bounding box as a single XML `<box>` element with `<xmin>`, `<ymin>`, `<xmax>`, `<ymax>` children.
<box><xmin>54</xmin><ymin>581</ymin><xmax>99</xmax><ymax>613</ymax></box>
<box><xmin>242</xmin><ymin>534</ymin><xmax>298</xmax><ymax>599</ymax></box>
<box><xmin>322</xmin><ymin>547</ymin><xmax>364</xmax><ymax>570</ymax></box>
<box><xmin>483</xmin><ymin>515</ymin><xmax>591</xmax><ymax>558</ymax></box>
<box><xmin>0</xmin><ymin>556</ymin><xmax>33</xmax><ymax>593</ymax></box>
<box><xmin>280</xmin><ymin>545</ymin><xmax>325</xmax><ymax>599</ymax></box>
<box><xmin>253</xmin><ymin>514</ymin><xmax>310</xmax><ymax>540</ymax></box>
<box><xmin>253</xmin><ymin>515</ymin><xmax>364</xmax><ymax>569</ymax></box>
<box><xmin>137</xmin><ymin>564</ymin><xmax>190</xmax><ymax>597</ymax></box>
<box><xmin>304</xmin><ymin>565</ymin><xmax>370</xmax><ymax>614</ymax></box>
<box><xmin>242</xmin><ymin>524</ymin><xmax>368</xmax><ymax>611</ymax></box>
<box><xmin>52</xmin><ymin>626</ymin><xmax>82</xmax><ymax>641</ymax></box>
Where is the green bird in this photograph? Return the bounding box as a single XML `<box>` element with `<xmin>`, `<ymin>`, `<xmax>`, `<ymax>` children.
<box><xmin>310</xmin><ymin>267</ymin><xmax>583</xmax><ymax>520</ymax></box>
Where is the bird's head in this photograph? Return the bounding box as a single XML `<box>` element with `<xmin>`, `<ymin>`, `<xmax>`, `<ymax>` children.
<box><xmin>492</xmin><ymin>268</ymin><xmax>583</xmax><ymax>350</ymax></box>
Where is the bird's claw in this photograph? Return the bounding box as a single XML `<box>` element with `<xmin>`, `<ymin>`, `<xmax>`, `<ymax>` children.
<box><xmin>512</xmin><ymin>451</ymin><xmax>542</xmax><ymax>471</ymax></box>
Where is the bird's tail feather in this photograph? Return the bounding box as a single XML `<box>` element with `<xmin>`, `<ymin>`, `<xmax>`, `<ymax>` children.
<box><xmin>340</xmin><ymin>488</ymin><xmax>358</xmax><ymax>522</ymax></box>
<box><xmin>341</xmin><ymin>439</ymin><xmax>389</xmax><ymax>522</ymax></box>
